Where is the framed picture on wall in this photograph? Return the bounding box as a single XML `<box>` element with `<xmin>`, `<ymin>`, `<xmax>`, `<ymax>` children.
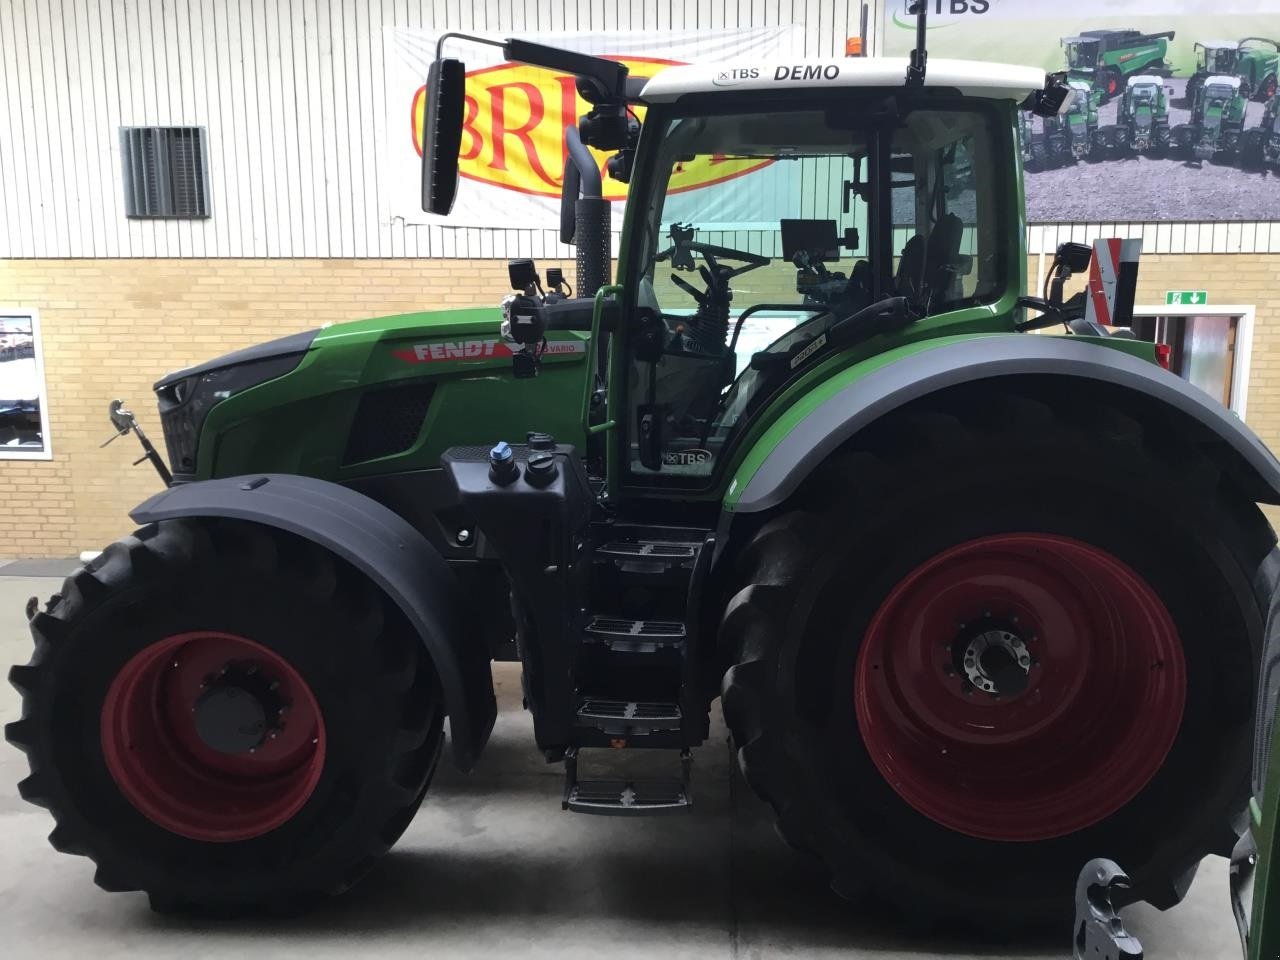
<box><xmin>0</xmin><ymin>308</ymin><xmax>52</xmax><ymax>459</ymax></box>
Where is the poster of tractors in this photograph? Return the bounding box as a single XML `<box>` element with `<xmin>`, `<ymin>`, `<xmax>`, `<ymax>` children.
<box><xmin>883</xmin><ymin>0</ymin><xmax>1280</xmax><ymax>221</ymax></box>
<box><xmin>0</xmin><ymin>316</ymin><xmax>45</xmax><ymax>454</ymax></box>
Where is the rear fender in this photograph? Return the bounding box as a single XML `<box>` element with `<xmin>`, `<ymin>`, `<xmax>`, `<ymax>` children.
<box><xmin>131</xmin><ymin>474</ymin><xmax>496</xmax><ymax>770</ymax></box>
<box><xmin>725</xmin><ymin>334</ymin><xmax>1280</xmax><ymax>515</ymax></box>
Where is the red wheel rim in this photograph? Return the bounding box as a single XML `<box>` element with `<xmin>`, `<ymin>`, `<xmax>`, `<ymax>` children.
<box><xmin>854</xmin><ymin>534</ymin><xmax>1185</xmax><ymax>842</ymax></box>
<box><xmin>101</xmin><ymin>632</ymin><xmax>326</xmax><ymax>842</ymax></box>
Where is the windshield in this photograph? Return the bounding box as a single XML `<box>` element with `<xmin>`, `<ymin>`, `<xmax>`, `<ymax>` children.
<box><xmin>625</xmin><ymin>102</ymin><xmax>1006</xmax><ymax>482</ymax></box>
<box><xmin>1065</xmin><ymin>41</ymin><xmax>1098</xmax><ymax>68</ymax></box>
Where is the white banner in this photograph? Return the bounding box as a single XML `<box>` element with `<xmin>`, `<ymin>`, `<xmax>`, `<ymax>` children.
<box><xmin>382</xmin><ymin>25</ymin><xmax>803</xmax><ymax>228</ymax></box>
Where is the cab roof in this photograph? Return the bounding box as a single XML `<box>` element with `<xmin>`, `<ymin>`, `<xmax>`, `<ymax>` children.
<box><xmin>639</xmin><ymin>57</ymin><xmax>1046</xmax><ymax>105</ymax></box>
<box><xmin>1206</xmin><ymin>75</ymin><xmax>1243</xmax><ymax>88</ymax></box>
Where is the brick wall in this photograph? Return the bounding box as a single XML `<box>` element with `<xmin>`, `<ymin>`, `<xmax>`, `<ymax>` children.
<box><xmin>2</xmin><ymin>253</ymin><xmax>1278</xmax><ymax>557</ymax></box>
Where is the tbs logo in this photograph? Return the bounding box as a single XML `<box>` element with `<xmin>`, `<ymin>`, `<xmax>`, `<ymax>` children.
<box><xmin>903</xmin><ymin>0</ymin><xmax>990</xmax><ymax>13</ymax></box>
<box><xmin>713</xmin><ymin>67</ymin><xmax>760</xmax><ymax>87</ymax></box>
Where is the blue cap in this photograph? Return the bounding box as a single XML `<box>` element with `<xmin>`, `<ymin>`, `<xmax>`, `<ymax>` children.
<box><xmin>489</xmin><ymin>441</ymin><xmax>513</xmax><ymax>462</ymax></box>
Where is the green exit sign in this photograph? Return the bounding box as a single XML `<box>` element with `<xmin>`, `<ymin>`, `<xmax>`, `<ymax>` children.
<box><xmin>1166</xmin><ymin>290</ymin><xmax>1209</xmax><ymax>306</ymax></box>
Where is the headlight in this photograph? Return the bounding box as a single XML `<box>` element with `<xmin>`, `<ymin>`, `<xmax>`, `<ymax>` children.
<box><xmin>154</xmin><ymin>332</ymin><xmax>315</xmax><ymax>478</ymax></box>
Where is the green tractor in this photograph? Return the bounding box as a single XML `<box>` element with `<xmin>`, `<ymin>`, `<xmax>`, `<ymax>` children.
<box><xmin>1237</xmin><ymin>37</ymin><xmax>1280</xmax><ymax>102</ymax></box>
<box><xmin>1172</xmin><ymin>75</ymin><xmax>1249</xmax><ymax>162</ymax></box>
<box><xmin>1242</xmin><ymin>94</ymin><xmax>1280</xmax><ymax>169</ymax></box>
<box><xmin>1063</xmin><ymin>28</ymin><xmax>1176</xmax><ymax>102</ymax></box>
<box><xmin>10</xmin><ymin>10</ymin><xmax>1280</xmax><ymax>933</ymax></box>
<box><xmin>1041</xmin><ymin>79</ymin><xmax>1104</xmax><ymax>164</ymax></box>
<box><xmin>1098</xmin><ymin>75</ymin><xmax>1171</xmax><ymax>157</ymax></box>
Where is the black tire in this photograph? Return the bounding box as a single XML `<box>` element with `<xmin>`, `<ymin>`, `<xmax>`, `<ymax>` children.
<box><xmin>1184</xmin><ymin>76</ymin><xmax>1203</xmax><ymax>108</ymax></box>
<box><xmin>1242</xmin><ymin>131</ymin><xmax>1267</xmax><ymax>170</ymax></box>
<box><xmin>720</xmin><ymin>384</ymin><xmax>1276</xmax><ymax>930</ymax></box>
<box><xmin>6</xmin><ymin>518</ymin><xmax>445</xmax><ymax>914</ymax></box>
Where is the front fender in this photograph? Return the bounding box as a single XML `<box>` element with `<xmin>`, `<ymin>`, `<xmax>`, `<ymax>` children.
<box><xmin>726</xmin><ymin>334</ymin><xmax>1280</xmax><ymax>514</ymax></box>
<box><xmin>131</xmin><ymin>473</ymin><xmax>496</xmax><ymax>770</ymax></box>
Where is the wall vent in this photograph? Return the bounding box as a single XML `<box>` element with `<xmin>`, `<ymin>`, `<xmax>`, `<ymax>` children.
<box><xmin>120</xmin><ymin>126</ymin><xmax>210</xmax><ymax>219</ymax></box>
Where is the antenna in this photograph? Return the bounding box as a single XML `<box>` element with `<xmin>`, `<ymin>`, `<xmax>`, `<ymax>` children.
<box><xmin>906</xmin><ymin>1</ymin><xmax>927</xmax><ymax>86</ymax></box>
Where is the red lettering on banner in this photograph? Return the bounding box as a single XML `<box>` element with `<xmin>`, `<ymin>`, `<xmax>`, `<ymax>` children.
<box><xmin>489</xmin><ymin>82</ymin><xmax>559</xmax><ymax>188</ymax></box>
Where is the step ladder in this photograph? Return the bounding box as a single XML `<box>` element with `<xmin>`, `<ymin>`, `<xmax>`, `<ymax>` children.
<box><xmin>561</xmin><ymin>523</ymin><xmax>712</xmax><ymax>816</ymax></box>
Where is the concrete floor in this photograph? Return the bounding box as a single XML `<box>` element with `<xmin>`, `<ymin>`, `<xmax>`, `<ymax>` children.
<box><xmin>0</xmin><ymin>571</ymin><xmax>1245</xmax><ymax>959</ymax></box>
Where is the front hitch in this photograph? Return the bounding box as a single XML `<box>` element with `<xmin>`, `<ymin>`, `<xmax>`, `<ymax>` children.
<box><xmin>1074</xmin><ymin>859</ymin><xmax>1144</xmax><ymax>959</ymax></box>
<box><xmin>101</xmin><ymin>399</ymin><xmax>172</xmax><ymax>486</ymax></box>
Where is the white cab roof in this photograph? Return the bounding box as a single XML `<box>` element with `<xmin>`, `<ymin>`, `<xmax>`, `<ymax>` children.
<box><xmin>1127</xmin><ymin>75</ymin><xmax>1162</xmax><ymax>87</ymax></box>
<box><xmin>1207</xmin><ymin>75</ymin><xmax>1243</xmax><ymax>88</ymax></box>
<box><xmin>639</xmin><ymin>57</ymin><xmax>1045</xmax><ymax>104</ymax></box>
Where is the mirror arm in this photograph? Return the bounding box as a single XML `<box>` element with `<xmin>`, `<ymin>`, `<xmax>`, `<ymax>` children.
<box><xmin>433</xmin><ymin>31</ymin><xmax>505</xmax><ymax>60</ymax></box>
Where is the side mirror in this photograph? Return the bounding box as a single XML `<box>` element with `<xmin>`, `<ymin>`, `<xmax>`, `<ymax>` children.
<box><xmin>421</xmin><ymin>58</ymin><xmax>466</xmax><ymax>215</ymax></box>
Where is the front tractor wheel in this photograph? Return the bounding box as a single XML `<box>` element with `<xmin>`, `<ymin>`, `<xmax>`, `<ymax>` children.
<box><xmin>721</xmin><ymin>388</ymin><xmax>1276</xmax><ymax>928</ymax></box>
<box><xmin>7</xmin><ymin>518</ymin><xmax>445</xmax><ymax>913</ymax></box>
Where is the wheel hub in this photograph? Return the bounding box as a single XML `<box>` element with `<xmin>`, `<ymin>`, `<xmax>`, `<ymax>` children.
<box><xmin>955</xmin><ymin>620</ymin><xmax>1033</xmax><ymax>697</ymax></box>
<box><xmin>192</xmin><ymin>664</ymin><xmax>287</xmax><ymax>755</ymax></box>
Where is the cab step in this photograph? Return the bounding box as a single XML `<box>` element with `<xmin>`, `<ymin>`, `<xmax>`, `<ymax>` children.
<box><xmin>583</xmin><ymin>616</ymin><xmax>686</xmax><ymax>652</ymax></box>
<box><xmin>577</xmin><ymin>698</ymin><xmax>682</xmax><ymax>734</ymax></box>
<box><xmin>562</xmin><ymin>748</ymin><xmax>692</xmax><ymax>816</ymax></box>
<box><xmin>596</xmin><ymin>541</ymin><xmax>698</xmax><ymax>561</ymax></box>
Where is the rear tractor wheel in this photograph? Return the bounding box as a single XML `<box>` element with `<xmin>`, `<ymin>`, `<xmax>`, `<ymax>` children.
<box><xmin>6</xmin><ymin>518</ymin><xmax>445</xmax><ymax>913</ymax></box>
<box><xmin>721</xmin><ymin>387</ymin><xmax>1276</xmax><ymax>929</ymax></box>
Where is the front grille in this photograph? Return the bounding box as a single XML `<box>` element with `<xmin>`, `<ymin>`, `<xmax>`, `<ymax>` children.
<box><xmin>342</xmin><ymin>381</ymin><xmax>436</xmax><ymax>465</ymax></box>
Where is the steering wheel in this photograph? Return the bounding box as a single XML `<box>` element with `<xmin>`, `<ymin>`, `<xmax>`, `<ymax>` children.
<box><xmin>654</xmin><ymin>223</ymin><xmax>771</xmax><ymax>352</ymax></box>
<box><xmin>655</xmin><ymin>222</ymin><xmax>771</xmax><ymax>295</ymax></box>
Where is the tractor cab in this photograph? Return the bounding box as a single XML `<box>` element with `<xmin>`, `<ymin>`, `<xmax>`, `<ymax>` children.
<box><xmin>1125</xmin><ymin>75</ymin><xmax>1164</xmax><ymax>107</ymax></box>
<box><xmin>619</xmin><ymin>90</ymin><xmax>1004</xmax><ymax>481</ymax></box>
<box><xmin>1197</xmin><ymin>41</ymin><xmax>1241</xmax><ymax>77</ymax></box>
<box><xmin>1201</xmin><ymin>75</ymin><xmax>1247</xmax><ymax>119</ymax></box>
<box><xmin>1123</xmin><ymin>77</ymin><xmax>1165</xmax><ymax>126</ymax></box>
<box><xmin>1063</xmin><ymin>36</ymin><xmax>1101</xmax><ymax>74</ymax></box>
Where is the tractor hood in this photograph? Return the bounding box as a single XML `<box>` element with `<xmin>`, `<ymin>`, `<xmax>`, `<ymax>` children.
<box><xmin>153</xmin><ymin>303</ymin><xmax>590</xmax><ymax>482</ymax></box>
<box><xmin>314</xmin><ymin>306</ymin><xmax>505</xmax><ymax>348</ymax></box>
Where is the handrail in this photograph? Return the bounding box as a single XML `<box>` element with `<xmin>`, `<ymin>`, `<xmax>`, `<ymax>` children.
<box><xmin>582</xmin><ymin>284</ymin><xmax>623</xmax><ymax>437</ymax></box>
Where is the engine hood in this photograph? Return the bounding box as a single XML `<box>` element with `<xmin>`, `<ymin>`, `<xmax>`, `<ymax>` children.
<box><xmin>313</xmin><ymin>306</ymin><xmax>505</xmax><ymax>348</ymax></box>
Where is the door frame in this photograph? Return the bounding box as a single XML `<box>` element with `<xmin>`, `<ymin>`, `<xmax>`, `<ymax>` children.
<box><xmin>1133</xmin><ymin>303</ymin><xmax>1256</xmax><ymax>419</ymax></box>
